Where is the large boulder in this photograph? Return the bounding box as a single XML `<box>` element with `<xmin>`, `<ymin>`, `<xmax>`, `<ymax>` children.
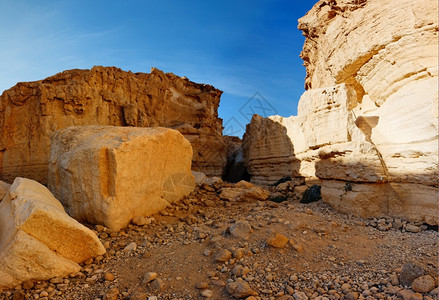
<box><xmin>0</xmin><ymin>177</ymin><xmax>105</xmax><ymax>289</ymax></box>
<box><xmin>48</xmin><ymin>125</ymin><xmax>195</xmax><ymax>231</ymax></box>
<box><xmin>0</xmin><ymin>66</ymin><xmax>226</xmax><ymax>184</ymax></box>
<box><xmin>243</xmin><ymin>0</ymin><xmax>438</xmax><ymax>224</ymax></box>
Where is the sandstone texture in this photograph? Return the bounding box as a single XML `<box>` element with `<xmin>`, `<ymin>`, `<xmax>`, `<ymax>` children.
<box><xmin>0</xmin><ymin>177</ymin><xmax>105</xmax><ymax>289</ymax></box>
<box><xmin>48</xmin><ymin>125</ymin><xmax>195</xmax><ymax>231</ymax></box>
<box><xmin>0</xmin><ymin>180</ymin><xmax>10</xmax><ymax>200</ymax></box>
<box><xmin>243</xmin><ymin>0</ymin><xmax>438</xmax><ymax>224</ymax></box>
<box><xmin>0</xmin><ymin>66</ymin><xmax>226</xmax><ymax>184</ymax></box>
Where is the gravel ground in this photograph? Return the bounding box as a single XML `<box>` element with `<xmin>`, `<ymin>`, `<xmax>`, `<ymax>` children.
<box><xmin>1</xmin><ymin>182</ymin><xmax>438</xmax><ymax>300</ymax></box>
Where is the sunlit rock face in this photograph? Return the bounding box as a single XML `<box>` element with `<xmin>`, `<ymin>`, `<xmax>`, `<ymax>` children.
<box><xmin>0</xmin><ymin>178</ymin><xmax>105</xmax><ymax>289</ymax></box>
<box><xmin>243</xmin><ymin>0</ymin><xmax>438</xmax><ymax>224</ymax></box>
<box><xmin>48</xmin><ymin>125</ymin><xmax>195</xmax><ymax>232</ymax></box>
<box><xmin>0</xmin><ymin>66</ymin><xmax>226</xmax><ymax>184</ymax></box>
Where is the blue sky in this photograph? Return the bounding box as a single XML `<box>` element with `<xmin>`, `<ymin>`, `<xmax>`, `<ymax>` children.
<box><xmin>0</xmin><ymin>0</ymin><xmax>316</xmax><ymax>137</ymax></box>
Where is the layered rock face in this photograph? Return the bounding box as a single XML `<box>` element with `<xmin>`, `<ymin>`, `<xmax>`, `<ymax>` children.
<box><xmin>243</xmin><ymin>0</ymin><xmax>438</xmax><ymax>224</ymax></box>
<box><xmin>0</xmin><ymin>178</ymin><xmax>105</xmax><ymax>289</ymax></box>
<box><xmin>243</xmin><ymin>115</ymin><xmax>303</xmax><ymax>185</ymax></box>
<box><xmin>48</xmin><ymin>126</ymin><xmax>195</xmax><ymax>231</ymax></box>
<box><xmin>0</xmin><ymin>66</ymin><xmax>226</xmax><ymax>184</ymax></box>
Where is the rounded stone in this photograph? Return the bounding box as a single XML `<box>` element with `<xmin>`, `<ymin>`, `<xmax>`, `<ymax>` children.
<box><xmin>412</xmin><ymin>275</ymin><xmax>436</xmax><ymax>293</ymax></box>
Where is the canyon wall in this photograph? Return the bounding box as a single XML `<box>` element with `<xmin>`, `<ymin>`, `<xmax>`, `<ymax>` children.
<box><xmin>243</xmin><ymin>0</ymin><xmax>438</xmax><ymax>224</ymax></box>
<box><xmin>0</xmin><ymin>66</ymin><xmax>226</xmax><ymax>183</ymax></box>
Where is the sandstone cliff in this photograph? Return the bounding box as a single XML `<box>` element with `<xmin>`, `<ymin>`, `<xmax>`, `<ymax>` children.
<box><xmin>243</xmin><ymin>0</ymin><xmax>438</xmax><ymax>224</ymax></box>
<box><xmin>0</xmin><ymin>66</ymin><xmax>226</xmax><ymax>184</ymax></box>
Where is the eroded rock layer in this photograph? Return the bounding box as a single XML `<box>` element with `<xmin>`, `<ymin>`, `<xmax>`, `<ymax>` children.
<box><xmin>0</xmin><ymin>66</ymin><xmax>226</xmax><ymax>183</ymax></box>
<box><xmin>243</xmin><ymin>0</ymin><xmax>438</xmax><ymax>224</ymax></box>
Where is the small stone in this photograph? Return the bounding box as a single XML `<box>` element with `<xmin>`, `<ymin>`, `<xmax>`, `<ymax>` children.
<box><xmin>286</xmin><ymin>285</ymin><xmax>295</xmax><ymax>295</ymax></box>
<box><xmin>201</xmin><ymin>289</ymin><xmax>213</xmax><ymax>298</ymax></box>
<box><xmin>229</xmin><ymin>221</ymin><xmax>252</xmax><ymax>238</ymax></box>
<box><xmin>389</xmin><ymin>273</ymin><xmax>399</xmax><ymax>286</ymax></box>
<box><xmin>411</xmin><ymin>293</ymin><xmax>423</xmax><ymax>300</ymax></box>
<box><xmin>103</xmin><ymin>288</ymin><xmax>119</xmax><ymax>300</ymax></box>
<box><xmin>344</xmin><ymin>292</ymin><xmax>358</xmax><ymax>300</ymax></box>
<box><xmin>399</xmin><ymin>262</ymin><xmax>427</xmax><ymax>286</ymax></box>
<box><xmin>143</xmin><ymin>272</ymin><xmax>158</xmax><ymax>283</ymax></box>
<box><xmin>50</xmin><ymin>276</ymin><xmax>63</xmax><ymax>284</ymax></box>
<box><xmin>233</xmin><ymin>248</ymin><xmax>245</xmax><ymax>259</ymax></box>
<box><xmin>293</xmin><ymin>291</ymin><xmax>308</xmax><ymax>300</ymax></box>
<box><xmin>123</xmin><ymin>242</ymin><xmax>137</xmax><ymax>251</ymax></box>
<box><xmin>293</xmin><ymin>244</ymin><xmax>304</xmax><ymax>252</ymax></box>
<box><xmin>266</xmin><ymin>233</ymin><xmax>289</xmax><ymax>248</ymax></box>
<box><xmin>104</xmin><ymin>273</ymin><xmax>115</xmax><ymax>281</ymax></box>
<box><xmin>129</xmin><ymin>292</ymin><xmax>149</xmax><ymax>300</ymax></box>
<box><xmin>94</xmin><ymin>255</ymin><xmax>104</xmax><ymax>262</ymax></box>
<box><xmin>377</xmin><ymin>225</ymin><xmax>388</xmax><ymax>231</ymax></box>
<box><xmin>397</xmin><ymin>289</ymin><xmax>415</xmax><ymax>300</ymax></box>
<box><xmin>150</xmin><ymin>278</ymin><xmax>165</xmax><ymax>291</ymax></box>
<box><xmin>405</xmin><ymin>224</ymin><xmax>421</xmax><ymax>233</ymax></box>
<box><xmin>226</xmin><ymin>279</ymin><xmax>256</xmax><ymax>298</ymax></box>
<box><xmin>232</xmin><ymin>265</ymin><xmax>251</xmax><ymax>277</ymax></box>
<box><xmin>12</xmin><ymin>291</ymin><xmax>25</xmax><ymax>300</ymax></box>
<box><xmin>419</xmin><ymin>224</ymin><xmax>428</xmax><ymax>231</ymax></box>
<box><xmin>430</xmin><ymin>287</ymin><xmax>439</xmax><ymax>297</ymax></box>
<box><xmin>84</xmin><ymin>257</ymin><xmax>94</xmax><ymax>265</ymax></box>
<box><xmin>384</xmin><ymin>286</ymin><xmax>401</xmax><ymax>295</ymax></box>
<box><xmin>392</xmin><ymin>219</ymin><xmax>403</xmax><ymax>230</ymax></box>
<box><xmin>289</xmin><ymin>275</ymin><xmax>298</xmax><ymax>281</ymax></box>
<box><xmin>22</xmin><ymin>280</ymin><xmax>34</xmax><ymax>290</ymax></box>
<box><xmin>211</xmin><ymin>279</ymin><xmax>226</xmax><ymax>287</ymax></box>
<box><xmin>196</xmin><ymin>282</ymin><xmax>209</xmax><ymax>289</ymax></box>
<box><xmin>95</xmin><ymin>225</ymin><xmax>106</xmax><ymax>232</ymax></box>
<box><xmin>411</xmin><ymin>275</ymin><xmax>436</xmax><ymax>293</ymax></box>
<box><xmin>214</xmin><ymin>249</ymin><xmax>232</xmax><ymax>262</ymax></box>
<box><xmin>132</xmin><ymin>216</ymin><xmax>152</xmax><ymax>226</ymax></box>
<box><xmin>39</xmin><ymin>291</ymin><xmax>49</xmax><ymax>297</ymax></box>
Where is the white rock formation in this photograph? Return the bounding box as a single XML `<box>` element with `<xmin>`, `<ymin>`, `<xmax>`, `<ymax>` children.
<box><xmin>0</xmin><ymin>178</ymin><xmax>105</xmax><ymax>289</ymax></box>
<box><xmin>48</xmin><ymin>125</ymin><xmax>195</xmax><ymax>231</ymax></box>
<box><xmin>243</xmin><ymin>0</ymin><xmax>438</xmax><ymax>224</ymax></box>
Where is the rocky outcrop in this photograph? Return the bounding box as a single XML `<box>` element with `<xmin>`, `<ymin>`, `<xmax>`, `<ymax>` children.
<box><xmin>243</xmin><ymin>0</ymin><xmax>438</xmax><ymax>224</ymax></box>
<box><xmin>48</xmin><ymin>126</ymin><xmax>195</xmax><ymax>231</ymax></box>
<box><xmin>0</xmin><ymin>66</ymin><xmax>226</xmax><ymax>184</ymax></box>
<box><xmin>0</xmin><ymin>178</ymin><xmax>105</xmax><ymax>289</ymax></box>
